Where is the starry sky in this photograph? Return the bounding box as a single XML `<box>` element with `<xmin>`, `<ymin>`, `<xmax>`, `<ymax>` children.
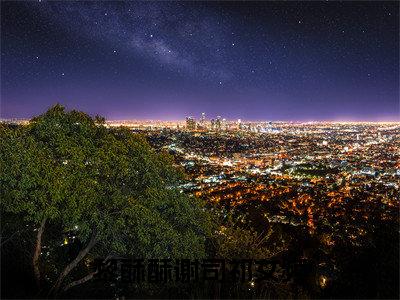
<box><xmin>1</xmin><ymin>1</ymin><xmax>399</xmax><ymax>121</ymax></box>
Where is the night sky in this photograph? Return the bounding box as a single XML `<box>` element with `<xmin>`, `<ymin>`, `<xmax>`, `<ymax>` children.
<box><xmin>1</xmin><ymin>1</ymin><xmax>399</xmax><ymax>121</ymax></box>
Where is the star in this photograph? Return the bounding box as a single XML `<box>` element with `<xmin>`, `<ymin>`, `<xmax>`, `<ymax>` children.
<box><xmin>1</xmin><ymin>0</ymin><xmax>397</xmax><ymax>122</ymax></box>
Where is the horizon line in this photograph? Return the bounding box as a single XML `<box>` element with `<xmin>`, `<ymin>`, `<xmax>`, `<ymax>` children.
<box><xmin>1</xmin><ymin>117</ymin><xmax>400</xmax><ymax>124</ymax></box>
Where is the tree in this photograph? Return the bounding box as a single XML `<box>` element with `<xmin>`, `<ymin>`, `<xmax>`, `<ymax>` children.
<box><xmin>0</xmin><ymin>105</ymin><xmax>212</xmax><ymax>296</ymax></box>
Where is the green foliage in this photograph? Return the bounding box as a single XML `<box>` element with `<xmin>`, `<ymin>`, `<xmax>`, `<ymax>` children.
<box><xmin>0</xmin><ymin>105</ymin><xmax>212</xmax><ymax>288</ymax></box>
<box><xmin>212</xmin><ymin>214</ymin><xmax>288</xmax><ymax>260</ymax></box>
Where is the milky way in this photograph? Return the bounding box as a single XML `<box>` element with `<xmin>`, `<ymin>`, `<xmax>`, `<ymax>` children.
<box><xmin>1</xmin><ymin>1</ymin><xmax>399</xmax><ymax>120</ymax></box>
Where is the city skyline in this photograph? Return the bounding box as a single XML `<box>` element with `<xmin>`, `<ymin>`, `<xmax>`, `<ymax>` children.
<box><xmin>1</xmin><ymin>1</ymin><xmax>399</xmax><ymax>121</ymax></box>
<box><xmin>2</xmin><ymin>110</ymin><xmax>400</xmax><ymax>123</ymax></box>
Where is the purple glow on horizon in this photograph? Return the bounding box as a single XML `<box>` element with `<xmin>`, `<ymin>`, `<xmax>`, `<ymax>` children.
<box><xmin>1</xmin><ymin>1</ymin><xmax>399</xmax><ymax>121</ymax></box>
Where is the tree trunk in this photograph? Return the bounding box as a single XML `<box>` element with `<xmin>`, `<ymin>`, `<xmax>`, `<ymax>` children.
<box><xmin>33</xmin><ymin>217</ymin><xmax>46</xmax><ymax>288</ymax></box>
<box><xmin>49</xmin><ymin>229</ymin><xmax>97</xmax><ymax>296</ymax></box>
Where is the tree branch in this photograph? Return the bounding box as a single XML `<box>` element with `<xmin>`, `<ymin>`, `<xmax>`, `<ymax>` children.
<box><xmin>33</xmin><ymin>217</ymin><xmax>47</xmax><ymax>288</ymax></box>
<box><xmin>62</xmin><ymin>254</ymin><xmax>113</xmax><ymax>292</ymax></box>
<box><xmin>62</xmin><ymin>270</ymin><xmax>98</xmax><ymax>292</ymax></box>
<box><xmin>49</xmin><ymin>228</ymin><xmax>98</xmax><ymax>296</ymax></box>
<box><xmin>1</xmin><ymin>231</ymin><xmax>21</xmax><ymax>246</ymax></box>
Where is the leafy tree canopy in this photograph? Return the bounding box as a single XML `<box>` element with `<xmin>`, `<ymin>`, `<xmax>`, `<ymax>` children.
<box><xmin>0</xmin><ymin>104</ymin><xmax>212</xmax><ymax>294</ymax></box>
